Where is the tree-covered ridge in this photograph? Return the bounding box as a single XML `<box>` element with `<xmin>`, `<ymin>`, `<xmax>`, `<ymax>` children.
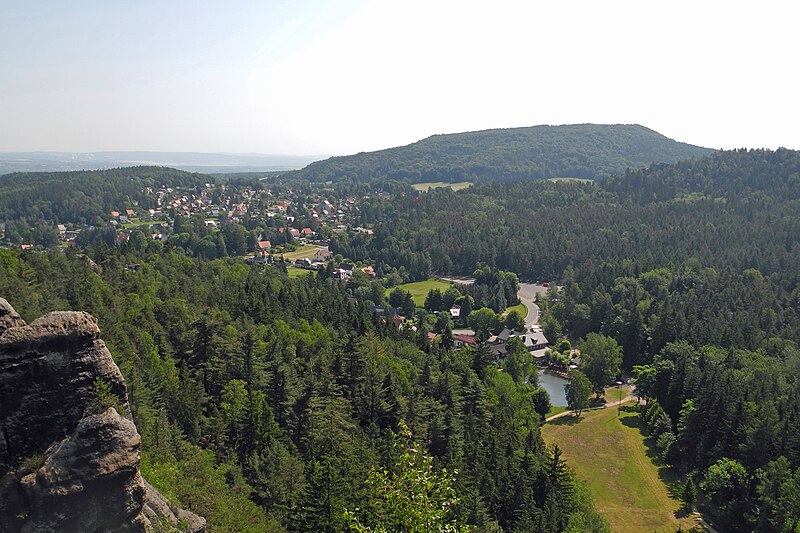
<box><xmin>0</xmin><ymin>166</ymin><xmax>210</xmax><ymax>225</ymax></box>
<box><xmin>335</xmin><ymin>147</ymin><xmax>800</xmax><ymax>280</ymax></box>
<box><xmin>605</xmin><ymin>147</ymin><xmax>800</xmax><ymax>202</ymax></box>
<box><xmin>292</xmin><ymin>124</ymin><xmax>713</xmax><ymax>184</ymax></box>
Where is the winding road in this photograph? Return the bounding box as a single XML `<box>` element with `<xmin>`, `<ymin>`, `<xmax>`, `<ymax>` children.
<box><xmin>517</xmin><ymin>282</ymin><xmax>548</xmax><ymax>327</ymax></box>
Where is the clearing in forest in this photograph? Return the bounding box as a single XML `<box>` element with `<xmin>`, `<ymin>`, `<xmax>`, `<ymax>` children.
<box><xmin>411</xmin><ymin>181</ymin><xmax>472</xmax><ymax>191</ymax></box>
<box><xmin>541</xmin><ymin>403</ymin><xmax>700</xmax><ymax>533</ymax></box>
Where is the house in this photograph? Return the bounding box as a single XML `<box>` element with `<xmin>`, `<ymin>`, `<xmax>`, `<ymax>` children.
<box><xmin>56</xmin><ymin>224</ymin><xmax>67</xmax><ymax>236</ymax></box>
<box><xmin>368</xmin><ymin>306</ymin><xmax>404</xmax><ymax>330</ymax></box>
<box><xmin>289</xmin><ymin>228</ymin><xmax>301</xmax><ymax>239</ymax></box>
<box><xmin>126</xmin><ymin>209</ymin><xmax>135</xmax><ymax>217</ymax></box>
<box><xmin>257</xmin><ymin>240</ymin><xmax>271</xmax><ymax>250</ymax></box>
<box><xmin>454</xmin><ymin>333</ymin><xmax>477</xmax><ymax>349</ymax></box>
<box><xmin>119</xmin><ymin>215</ymin><xmax>130</xmax><ymax>224</ymax></box>
<box><xmin>497</xmin><ymin>328</ymin><xmax>515</xmax><ymax>343</ymax></box>
<box><xmin>361</xmin><ymin>265</ymin><xmax>376</xmax><ymax>279</ymax></box>
<box><xmin>489</xmin><ymin>343</ymin><xmax>508</xmax><ymax>359</ymax></box>
<box><xmin>449</xmin><ymin>305</ymin><xmax>461</xmax><ymax>319</ymax></box>
<box><xmin>312</xmin><ymin>249</ymin><xmax>333</xmax><ymax>262</ymax></box>
<box><xmin>493</xmin><ymin>327</ymin><xmax>550</xmax><ymax>353</ymax></box>
<box><xmin>110</xmin><ymin>211</ymin><xmax>120</xmax><ymax>218</ymax></box>
<box><xmin>302</xmin><ymin>227</ymin><xmax>314</xmax><ymax>237</ymax></box>
<box><xmin>295</xmin><ymin>257</ymin><xmax>312</xmax><ymax>268</ymax></box>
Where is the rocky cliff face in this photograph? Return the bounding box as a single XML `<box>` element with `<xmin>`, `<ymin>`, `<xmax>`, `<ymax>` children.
<box><xmin>0</xmin><ymin>298</ymin><xmax>206</xmax><ymax>533</ymax></box>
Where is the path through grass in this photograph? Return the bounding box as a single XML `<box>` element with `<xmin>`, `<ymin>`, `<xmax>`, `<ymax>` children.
<box><xmin>541</xmin><ymin>403</ymin><xmax>698</xmax><ymax>533</ymax></box>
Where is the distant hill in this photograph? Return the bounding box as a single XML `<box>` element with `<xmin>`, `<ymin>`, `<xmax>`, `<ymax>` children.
<box><xmin>0</xmin><ymin>166</ymin><xmax>208</xmax><ymax>225</ymax></box>
<box><xmin>0</xmin><ymin>151</ymin><xmax>324</xmax><ymax>175</ymax></box>
<box><xmin>292</xmin><ymin>124</ymin><xmax>714</xmax><ymax>184</ymax></box>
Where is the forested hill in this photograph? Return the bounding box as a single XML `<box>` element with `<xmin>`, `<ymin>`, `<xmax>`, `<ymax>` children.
<box><xmin>0</xmin><ymin>166</ymin><xmax>208</xmax><ymax>225</ymax></box>
<box><xmin>292</xmin><ymin>124</ymin><xmax>714</xmax><ymax>184</ymax></box>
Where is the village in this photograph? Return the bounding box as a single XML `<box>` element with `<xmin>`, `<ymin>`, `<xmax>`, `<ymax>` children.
<box><xmin>4</xmin><ymin>177</ymin><xmax>566</xmax><ymax>373</ymax></box>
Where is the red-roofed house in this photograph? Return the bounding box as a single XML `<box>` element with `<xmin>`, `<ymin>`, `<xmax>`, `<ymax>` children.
<box><xmin>302</xmin><ymin>227</ymin><xmax>314</xmax><ymax>236</ymax></box>
<box><xmin>454</xmin><ymin>333</ymin><xmax>477</xmax><ymax>349</ymax></box>
<box><xmin>258</xmin><ymin>240</ymin><xmax>271</xmax><ymax>250</ymax></box>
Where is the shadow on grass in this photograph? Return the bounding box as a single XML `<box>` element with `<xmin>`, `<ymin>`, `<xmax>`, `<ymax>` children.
<box><xmin>620</xmin><ymin>407</ymin><xmax>691</xmax><ymax>505</ymax></box>
<box><xmin>547</xmin><ymin>414</ymin><xmax>584</xmax><ymax>426</ymax></box>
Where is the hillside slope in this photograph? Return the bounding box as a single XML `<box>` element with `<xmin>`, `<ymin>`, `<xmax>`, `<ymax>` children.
<box><xmin>294</xmin><ymin>124</ymin><xmax>714</xmax><ymax>184</ymax></box>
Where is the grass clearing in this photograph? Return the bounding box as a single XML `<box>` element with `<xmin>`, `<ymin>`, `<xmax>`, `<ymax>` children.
<box><xmin>287</xmin><ymin>267</ymin><xmax>314</xmax><ymax>279</ymax></box>
<box><xmin>280</xmin><ymin>245</ymin><xmax>324</xmax><ymax>261</ymax></box>
<box><xmin>541</xmin><ymin>403</ymin><xmax>698</xmax><ymax>533</ymax></box>
<box><xmin>386</xmin><ymin>278</ymin><xmax>454</xmax><ymax>306</ymax></box>
<box><xmin>503</xmin><ymin>302</ymin><xmax>528</xmax><ymax>319</ymax></box>
<box><xmin>412</xmin><ymin>181</ymin><xmax>473</xmax><ymax>191</ymax></box>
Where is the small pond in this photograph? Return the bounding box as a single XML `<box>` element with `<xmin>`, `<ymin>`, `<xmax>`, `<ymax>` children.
<box><xmin>537</xmin><ymin>368</ymin><xmax>569</xmax><ymax>406</ymax></box>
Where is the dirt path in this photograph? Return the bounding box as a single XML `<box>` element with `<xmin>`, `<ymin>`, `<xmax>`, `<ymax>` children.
<box><xmin>545</xmin><ymin>395</ymin><xmax>636</xmax><ymax>422</ymax></box>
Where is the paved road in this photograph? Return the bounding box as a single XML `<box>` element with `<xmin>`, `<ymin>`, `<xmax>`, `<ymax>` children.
<box><xmin>518</xmin><ymin>282</ymin><xmax>548</xmax><ymax>327</ymax></box>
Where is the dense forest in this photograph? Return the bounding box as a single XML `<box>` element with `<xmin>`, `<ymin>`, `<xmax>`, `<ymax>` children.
<box><xmin>0</xmin><ymin>248</ymin><xmax>606</xmax><ymax>532</ymax></box>
<box><xmin>329</xmin><ymin>147</ymin><xmax>800</xmax><ymax>531</ymax></box>
<box><xmin>289</xmin><ymin>124</ymin><xmax>713</xmax><ymax>184</ymax></box>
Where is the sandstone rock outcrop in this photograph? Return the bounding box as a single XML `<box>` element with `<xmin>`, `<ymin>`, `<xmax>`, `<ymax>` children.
<box><xmin>0</xmin><ymin>298</ymin><xmax>205</xmax><ymax>532</ymax></box>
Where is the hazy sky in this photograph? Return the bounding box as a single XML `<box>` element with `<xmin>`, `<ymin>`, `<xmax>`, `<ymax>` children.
<box><xmin>2</xmin><ymin>0</ymin><xmax>799</xmax><ymax>155</ymax></box>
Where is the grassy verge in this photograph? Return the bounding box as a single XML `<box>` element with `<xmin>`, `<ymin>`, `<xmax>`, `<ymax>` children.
<box><xmin>546</xmin><ymin>405</ymin><xmax>568</xmax><ymax>418</ymax></box>
<box><xmin>411</xmin><ymin>181</ymin><xmax>472</xmax><ymax>191</ymax></box>
<box><xmin>503</xmin><ymin>302</ymin><xmax>528</xmax><ymax>319</ymax></box>
<box><xmin>385</xmin><ymin>278</ymin><xmax>454</xmax><ymax>306</ymax></box>
<box><xmin>541</xmin><ymin>403</ymin><xmax>698</xmax><ymax>533</ymax></box>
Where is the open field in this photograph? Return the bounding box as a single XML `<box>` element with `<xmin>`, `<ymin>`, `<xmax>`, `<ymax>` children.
<box><xmin>411</xmin><ymin>181</ymin><xmax>473</xmax><ymax>191</ymax></box>
<box><xmin>542</xmin><ymin>403</ymin><xmax>698</xmax><ymax>533</ymax></box>
<box><xmin>287</xmin><ymin>267</ymin><xmax>314</xmax><ymax>279</ymax></box>
<box><xmin>386</xmin><ymin>278</ymin><xmax>454</xmax><ymax>306</ymax></box>
<box><xmin>279</xmin><ymin>245</ymin><xmax>324</xmax><ymax>261</ymax></box>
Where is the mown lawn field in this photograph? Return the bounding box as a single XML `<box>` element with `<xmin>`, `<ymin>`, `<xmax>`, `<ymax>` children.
<box><xmin>280</xmin><ymin>245</ymin><xmax>323</xmax><ymax>261</ymax></box>
<box><xmin>386</xmin><ymin>278</ymin><xmax>454</xmax><ymax>306</ymax></box>
<box><xmin>411</xmin><ymin>181</ymin><xmax>473</xmax><ymax>191</ymax></box>
<box><xmin>541</xmin><ymin>403</ymin><xmax>699</xmax><ymax>533</ymax></box>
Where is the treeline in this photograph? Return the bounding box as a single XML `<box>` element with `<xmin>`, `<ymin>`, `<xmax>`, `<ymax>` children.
<box><xmin>0</xmin><ymin>166</ymin><xmax>210</xmax><ymax>227</ymax></box>
<box><xmin>0</xmin><ymin>247</ymin><xmax>606</xmax><ymax>532</ymax></box>
<box><xmin>634</xmin><ymin>341</ymin><xmax>800</xmax><ymax>532</ymax></box>
<box><xmin>290</xmin><ymin>124</ymin><xmax>712</xmax><ymax>185</ymax></box>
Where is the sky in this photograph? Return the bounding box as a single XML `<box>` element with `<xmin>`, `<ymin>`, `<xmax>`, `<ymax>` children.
<box><xmin>2</xmin><ymin>0</ymin><xmax>799</xmax><ymax>156</ymax></box>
